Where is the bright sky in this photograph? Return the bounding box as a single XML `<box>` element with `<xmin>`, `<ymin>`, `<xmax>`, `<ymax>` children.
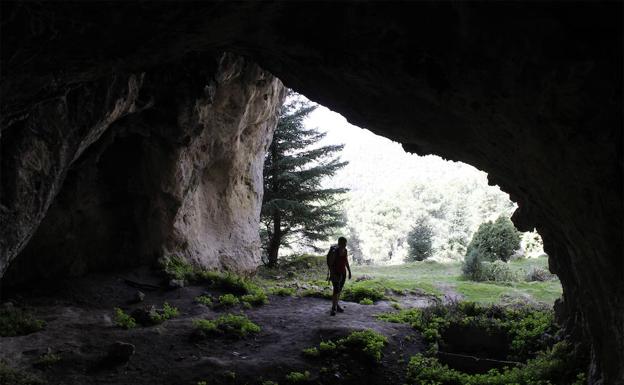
<box><xmin>302</xmin><ymin>103</ymin><xmax>489</xmax><ymax>193</ymax></box>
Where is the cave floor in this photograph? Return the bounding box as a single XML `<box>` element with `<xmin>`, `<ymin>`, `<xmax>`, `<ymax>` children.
<box><xmin>1</xmin><ymin>269</ymin><xmax>428</xmax><ymax>385</ymax></box>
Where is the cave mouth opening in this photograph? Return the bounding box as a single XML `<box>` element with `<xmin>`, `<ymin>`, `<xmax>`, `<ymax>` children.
<box><xmin>263</xmin><ymin>95</ymin><xmax>561</xmax><ymax>305</ymax></box>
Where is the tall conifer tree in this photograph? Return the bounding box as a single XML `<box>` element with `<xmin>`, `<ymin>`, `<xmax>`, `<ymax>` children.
<box><xmin>261</xmin><ymin>94</ymin><xmax>348</xmax><ymax>266</ymax></box>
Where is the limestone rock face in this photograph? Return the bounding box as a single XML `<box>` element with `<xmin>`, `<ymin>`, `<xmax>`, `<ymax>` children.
<box><xmin>3</xmin><ymin>54</ymin><xmax>284</xmax><ymax>283</ymax></box>
<box><xmin>0</xmin><ymin>3</ymin><xmax>621</xmax><ymax>383</ymax></box>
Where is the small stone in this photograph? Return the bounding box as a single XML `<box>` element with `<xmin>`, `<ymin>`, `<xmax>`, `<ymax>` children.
<box><xmin>105</xmin><ymin>341</ymin><xmax>135</xmax><ymax>365</ymax></box>
<box><xmin>169</xmin><ymin>279</ymin><xmax>185</xmax><ymax>289</ymax></box>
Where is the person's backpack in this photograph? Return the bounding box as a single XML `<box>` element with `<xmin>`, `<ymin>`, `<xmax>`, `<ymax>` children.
<box><xmin>326</xmin><ymin>245</ymin><xmax>339</xmax><ymax>280</ymax></box>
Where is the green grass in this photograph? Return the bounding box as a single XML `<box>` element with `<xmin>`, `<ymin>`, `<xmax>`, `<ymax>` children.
<box><xmin>351</xmin><ymin>256</ymin><xmax>561</xmax><ymax>304</ymax></box>
<box><xmin>193</xmin><ymin>313</ymin><xmax>261</xmax><ymax>338</ymax></box>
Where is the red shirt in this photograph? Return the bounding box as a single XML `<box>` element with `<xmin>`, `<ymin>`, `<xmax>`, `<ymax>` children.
<box><xmin>334</xmin><ymin>248</ymin><xmax>348</xmax><ymax>274</ymax></box>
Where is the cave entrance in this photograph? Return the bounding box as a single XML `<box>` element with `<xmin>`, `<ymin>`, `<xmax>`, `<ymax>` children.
<box><xmin>265</xmin><ymin>96</ymin><xmax>559</xmax><ymax>303</ymax></box>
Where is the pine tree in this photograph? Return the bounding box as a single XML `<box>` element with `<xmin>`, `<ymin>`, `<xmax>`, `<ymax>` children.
<box><xmin>261</xmin><ymin>94</ymin><xmax>348</xmax><ymax>266</ymax></box>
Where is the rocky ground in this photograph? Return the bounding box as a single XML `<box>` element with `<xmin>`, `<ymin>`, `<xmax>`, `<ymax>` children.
<box><xmin>0</xmin><ymin>268</ymin><xmax>431</xmax><ymax>385</ymax></box>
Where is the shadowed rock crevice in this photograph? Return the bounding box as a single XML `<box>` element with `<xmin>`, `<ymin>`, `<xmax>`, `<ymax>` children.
<box><xmin>0</xmin><ymin>2</ymin><xmax>621</xmax><ymax>383</ymax></box>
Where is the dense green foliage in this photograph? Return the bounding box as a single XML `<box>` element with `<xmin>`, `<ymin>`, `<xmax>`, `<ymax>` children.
<box><xmin>0</xmin><ymin>308</ymin><xmax>45</xmax><ymax>337</ymax></box>
<box><xmin>261</xmin><ymin>94</ymin><xmax>348</xmax><ymax>266</ymax></box>
<box><xmin>150</xmin><ymin>302</ymin><xmax>179</xmax><ymax>323</ymax></box>
<box><xmin>193</xmin><ymin>314</ymin><xmax>261</xmax><ymax>338</ymax></box>
<box><xmin>406</xmin><ymin>217</ymin><xmax>434</xmax><ymax>261</ymax></box>
<box><xmin>466</xmin><ymin>216</ymin><xmax>521</xmax><ymax>263</ymax></box>
<box><xmin>113</xmin><ymin>308</ymin><xmax>136</xmax><ymax>329</ymax></box>
<box><xmin>302</xmin><ymin>329</ymin><xmax>388</xmax><ymax>364</ymax></box>
<box><xmin>285</xmin><ymin>370</ymin><xmax>311</xmax><ymax>383</ymax></box>
<box><xmin>406</xmin><ymin>341</ymin><xmax>586</xmax><ymax>385</ymax></box>
<box><xmin>378</xmin><ymin>302</ymin><xmax>556</xmax><ymax>361</ymax></box>
<box><xmin>217</xmin><ymin>294</ymin><xmax>240</xmax><ymax>307</ymax></box>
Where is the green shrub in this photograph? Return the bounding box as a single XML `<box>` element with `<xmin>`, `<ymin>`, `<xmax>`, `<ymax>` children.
<box><xmin>481</xmin><ymin>260</ymin><xmax>517</xmax><ymax>282</ymax></box>
<box><xmin>271</xmin><ymin>287</ymin><xmax>296</xmax><ymax>296</ymax></box>
<box><xmin>195</xmin><ymin>295</ymin><xmax>213</xmax><ymax>306</ymax></box>
<box><xmin>378</xmin><ymin>302</ymin><xmax>559</xmax><ymax>362</ymax></box>
<box><xmin>193</xmin><ymin>314</ymin><xmax>260</xmax><ymax>338</ymax></box>
<box><xmin>218</xmin><ymin>294</ymin><xmax>240</xmax><ymax>307</ymax></box>
<box><xmin>318</xmin><ymin>340</ymin><xmax>337</xmax><ymax>354</ymax></box>
<box><xmin>342</xmin><ymin>284</ymin><xmax>385</xmax><ymax>302</ymax></box>
<box><xmin>406</xmin><ymin>217</ymin><xmax>434</xmax><ymax>261</ymax></box>
<box><xmin>462</xmin><ymin>249</ymin><xmax>486</xmax><ymax>281</ymax></box>
<box><xmin>301</xmin><ymin>287</ymin><xmax>332</xmax><ymax>299</ymax></box>
<box><xmin>114</xmin><ymin>308</ymin><xmax>136</xmax><ymax>329</ymax></box>
<box><xmin>340</xmin><ymin>329</ymin><xmax>388</xmax><ymax>363</ymax></box>
<box><xmin>0</xmin><ymin>308</ymin><xmax>45</xmax><ymax>337</ymax></box>
<box><xmin>161</xmin><ymin>255</ymin><xmax>195</xmax><ymax>280</ymax></box>
<box><xmin>217</xmin><ymin>273</ymin><xmax>258</xmax><ymax>295</ymax></box>
<box><xmin>406</xmin><ymin>341</ymin><xmax>586</xmax><ymax>385</ymax></box>
<box><xmin>285</xmin><ymin>371</ymin><xmax>310</xmax><ymax>383</ymax></box>
<box><xmin>149</xmin><ymin>302</ymin><xmax>180</xmax><ymax>324</ymax></box>
<box><xmin>241</xmin><ymin>290</ymin><xmax>269</xmax><ymax>307</ymax></box>
<box><xmin>359</xmin><ymin>298</ymin><xmax>374</xmax><ymax>305</ymax></box>
<box><xmin>525</xmin><ymin>267</ymin><xmax>555</xmax><ymax>282</ymax></box>
<box><xmin>0</xmin><ymin>362</ymin><xmax>44</xmax><ymax>385</ymax></box>
<box><xmin>302</xmin><ymin>347</ymin><xmax>320</xmax><ymax>357</ymax></box>
<box><xmin>304</xmin><ymin>330</ymin><xmax>387</xmax><ymax>364</ymax></box>
<box><xmin>465</xmin><ymin>216</ymin><xmax>521</xmax><ymax>262</ymax></box>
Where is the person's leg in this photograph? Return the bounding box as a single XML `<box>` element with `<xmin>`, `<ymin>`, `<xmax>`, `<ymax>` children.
<box><xmin>330</xmin><ymin>276</ymin><xmax>339</xmax><ymax>315</ymax></box>
<box><xmin>336</xmin><ymin>274</ymin><xmax>346</xmax><ymax>312</ymax></box>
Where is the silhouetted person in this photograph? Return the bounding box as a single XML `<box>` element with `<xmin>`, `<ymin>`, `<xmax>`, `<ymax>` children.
<box><xmin>327</xmin><ymin>236</ymin><xmax>351</xmax><ymax>316</ymax></box>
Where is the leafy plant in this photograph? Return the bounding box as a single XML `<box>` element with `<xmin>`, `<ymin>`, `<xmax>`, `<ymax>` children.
<box><xmin>342</xmin><ymin>283</ymin><xmax>385</xmax><ymax>302</ymax></box>
<box><xmin>149</xmin><ymin>302</ymin><xmax>180</xmax><ymax>324</ymax></box>
<box><xmin>217</xmin><ymin>294</ymin><xmax>240</xmax><ymax>307</ymax></box>
<box><xmin>241</xmin><ymin>290</ymin><xmax>269</xmax><ymax>307</ymax></box>
<box><xmin>0</xmin><ymin>308</ymin><xmax>45</xmax><ymax>337</ymax></box>
<box><xmin>161</xmin><ymin>255</ymin><xmax>195</xmax><ymax>280</ymax></box>
<box><xmin>303</xmin><ymin>329</ymin><xmax>387</xmax><ymax>364</ymax></box>
<box><xmin>195</xmin><ymin>295</ymin><xmax>213</xmax><ymax>306</ymax></box>
<box><xmin>406</xmin><ymin>341</ymin><xmax>586</xmax><ymax>385</ymax></box>
<box><xmin>340</xmin><ymin>329</ymin><xmax>388</xmax><ymax>363</ymax></box>
<box><xmin>285</xmin><ymin>370</ymin><xmax>310</xmax><ymax>383</ymax></box>
<box><xmin>271</xmin><ymin>287</ymin><xmax>296</xmax><ymax>296</ymax></box>
<box><xmin>193</xmin><ymin>314</ymin><xmax>261</xmax><ymax>338</ymax></box>
<box><xmin>113</xmin><ymin>308</ymin><xmax>136</xmax><ymax>329</ymax></box>
<box><xmin>359</xmin><ymin>298</ymin><xmax>374</xmax><ymax>305</ymax></box>
<box><xmin>465</xmin><ymin>215</ymin><xmax>521</xmax><ymax>263</ymax></box>
<box><xmin>302</xmin><ymin>347</ymin><xmax>320</xmax><ymax>357</ymax></box>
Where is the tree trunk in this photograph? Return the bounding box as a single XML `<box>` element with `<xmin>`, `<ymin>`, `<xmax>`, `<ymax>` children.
<box><xmin>267</xmin><ymin>213</ymin><xmax>281</xmax><ymax>267</ymax></box>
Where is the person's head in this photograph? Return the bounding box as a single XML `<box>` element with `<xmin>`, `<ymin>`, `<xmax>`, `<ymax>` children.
<box><xmin>338</xmin><ymin>237</ymin><xmax>347</xmax><ymax>248</ymax></box>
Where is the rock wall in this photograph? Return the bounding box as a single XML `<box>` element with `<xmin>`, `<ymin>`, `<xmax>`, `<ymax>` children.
<box><xmin>2</xmin><ymin>53</ymin><xmax>285</xmax><ymax>284</ymax></box>
<box><xmin>0</xmin><ymin>2</ymin><xmax>621</xmax><ymax>383</ymax></box>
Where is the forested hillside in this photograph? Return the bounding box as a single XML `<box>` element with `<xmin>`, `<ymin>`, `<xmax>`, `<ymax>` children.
<box><xmin>303</xmin><ymin>104</ymin><xmax>544</xmax><ymax>264</ymax></box>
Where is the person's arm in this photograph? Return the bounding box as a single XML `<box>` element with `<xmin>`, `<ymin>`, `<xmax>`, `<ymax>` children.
<box><xmin>346</xmin><ymin>252</ymin><xmax>352</xmax><ymax>279</ymax></box>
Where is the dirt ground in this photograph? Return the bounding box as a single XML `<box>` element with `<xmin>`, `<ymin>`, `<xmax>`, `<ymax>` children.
<box><xmin>1</xmin><ymin>269</ymin><xmax>432</xmax><ymax>385</ymax></box>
